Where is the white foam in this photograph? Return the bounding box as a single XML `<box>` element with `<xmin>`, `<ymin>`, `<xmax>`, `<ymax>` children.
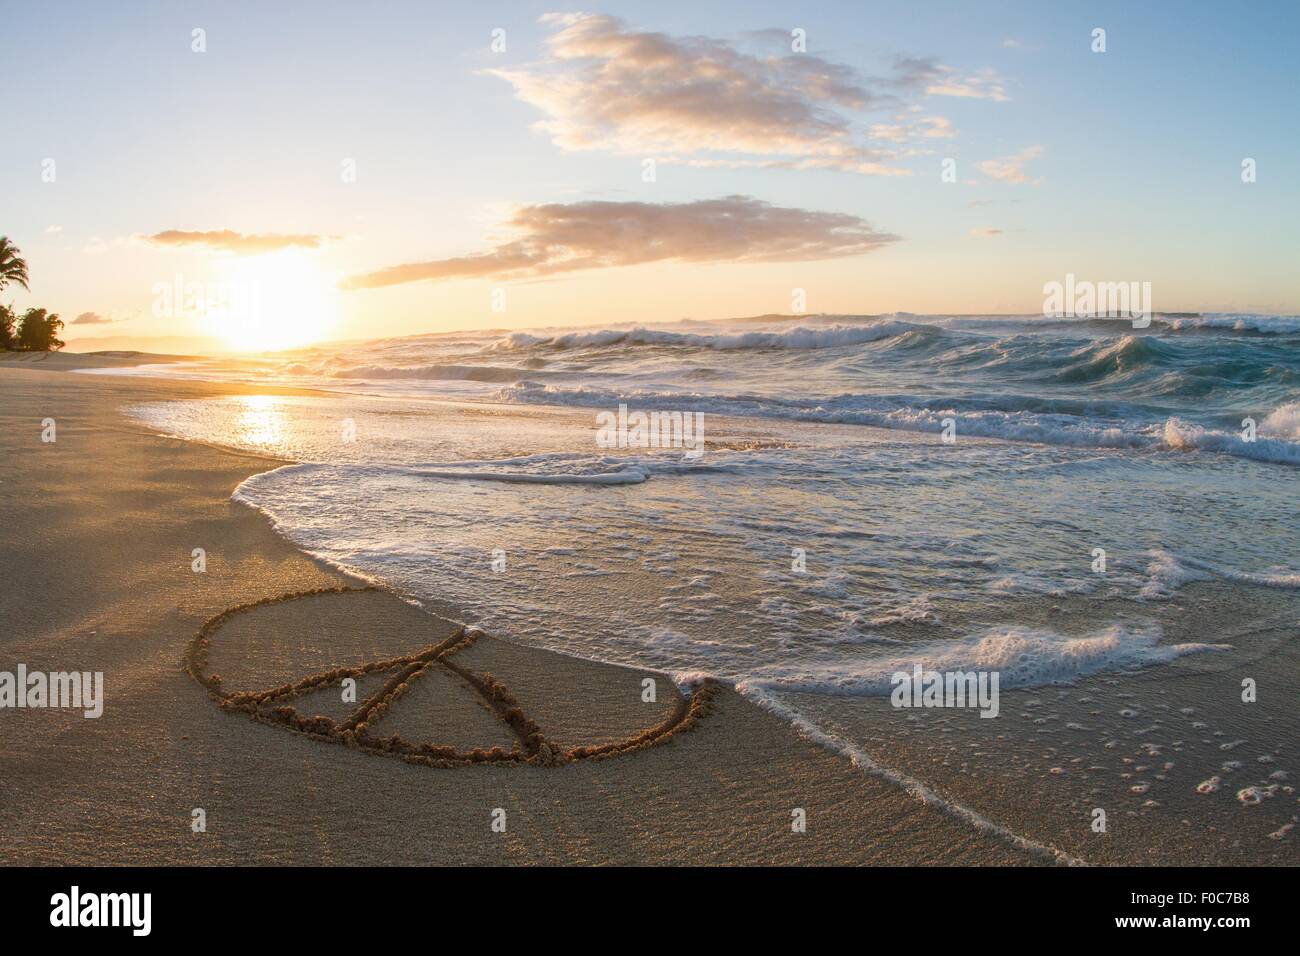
<box><xmin>988</xmin><ymin>572</ymin><xmax>1093</xmax><ymax>598</ymax></box>
<box><xmin>404</xmin><ymin>463</ymin><xmax>649</xmax><ymax>485</ymax></box>
<box><xmin>740</xmin><ymin>624</ymin><xmax>1230</xmax><ymax>696</ymax></box>
<box><xmin>333</xmin><ymin>363</ymin><xmax>526</xmax><ymax>382</ymax></box>
<box><xmin>1162</xmin><ymin>313</ymin><xmax>1300</xmax><ymax>335</ymax></box>
<box><xmin>496</xmin><ymin>322</ymin><xmax>920</xmax><ymax>352</ymax></box>
<box><xmin>1140</xmin><ymin>549</ymin><xmax>1214</xmax><ymax>599</ymax></box>
<box><xmin>1261</xmin><ymin>402</ymin><xmax>1300</xmax><ymax>441</ymax></box>
<box><xmin>1162</xmin><ymin>417</ymin><xmax>1300</xmax><ymax>466</ymax></box>
<box><xmin>240</xmin><ymin>455</ymin><xmax>656</xmax><ymax>489</ymax></box>
<box><xmin>499</xmin><ymin>382</ymin><xmax>1300</xmax><ymax>465</ymax></box>
<box><xmin>1142</xmin><ymin>548</ymin><xmax>1300</xmax><ymax>598</ymax></box>
<box><xmin>500</xmin><ymin>382</ymin><xmax>1163</xmax><ymax>449</ymax></box>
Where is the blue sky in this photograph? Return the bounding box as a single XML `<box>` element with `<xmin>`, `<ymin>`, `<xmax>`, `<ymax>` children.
<box><xmin>2</xmin><ymin>0</ymin><xmax>1297</xmax><ymax>349</ymax></box>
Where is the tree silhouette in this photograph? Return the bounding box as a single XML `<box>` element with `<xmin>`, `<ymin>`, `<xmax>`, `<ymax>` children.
<box><xmin>0</xmin><ymin>304</ymin><xmax>16</xmax><ymax>350</ymax></box>
<box><xmin>0</xmin><ymin>237</ymin><xmax>29</xmax><ymax>295</ymax></box>
<box><xmin>17</xmin><ymin>308</ymin><xmax>64</xmax><ymax>351</ymax></box>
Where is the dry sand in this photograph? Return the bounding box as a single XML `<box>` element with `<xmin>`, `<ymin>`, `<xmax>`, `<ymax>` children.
<box><xmin>0</xmin><ymin>358</ymin><xmax>1040</xmax><ymax>865</ymax></box>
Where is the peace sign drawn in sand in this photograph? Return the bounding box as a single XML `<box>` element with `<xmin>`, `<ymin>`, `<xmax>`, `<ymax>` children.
<box><xmin>186</xmin><ymin>587</ymin><xmax>716</xmax><ymax>768</ymax></box>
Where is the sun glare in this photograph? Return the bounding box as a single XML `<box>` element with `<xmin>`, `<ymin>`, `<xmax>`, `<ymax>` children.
<box><xmin>231</xmin><ymin>394</ymin><xmax>287</xmax><ymax>447</ymax></box>
<box><xmin>205</xmin><ymin>251</ymin><xmax>341</xmax><ymax>352</ymax></box>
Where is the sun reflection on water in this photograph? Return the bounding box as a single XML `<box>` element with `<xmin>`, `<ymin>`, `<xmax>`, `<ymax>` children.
<box><xmin>232</xmin><ymin>395</ymin><xmax>286</xmax><ymax>448</ymax></box>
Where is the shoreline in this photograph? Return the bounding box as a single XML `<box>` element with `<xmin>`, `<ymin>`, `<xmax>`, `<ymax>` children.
<box><xmin>0</xmin><ymin>362</ymin><xmax>1048</xmax><ymax>864</ymax></box>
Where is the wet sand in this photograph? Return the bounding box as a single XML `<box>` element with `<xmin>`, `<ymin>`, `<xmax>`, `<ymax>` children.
<box><xmin>781</xmin><ymin>581</ymin><xmax>1300</xmax><ymax>866</ymax></box>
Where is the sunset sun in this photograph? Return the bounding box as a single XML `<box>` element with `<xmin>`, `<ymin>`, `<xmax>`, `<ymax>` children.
<box><xmin>207</xmin><ymin>250</ymin><xmax>340</xmax><ymax>352</ymax></box>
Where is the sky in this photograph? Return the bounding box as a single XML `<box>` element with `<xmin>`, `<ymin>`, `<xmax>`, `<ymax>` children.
<box><xmin>2</xmin><ymin>0</ymin><xmax>1297</xmax><ymax>352</ymax></box>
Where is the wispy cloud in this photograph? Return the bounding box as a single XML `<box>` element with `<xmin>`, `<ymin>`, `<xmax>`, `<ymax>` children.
<box><xmin>870</xmin><ymin>115</ymin><xmax>955</xmax><ymax>143</ymax></box>
<box><xmin>919</xmin><ymin>116</ymin><xmax>956</xmax><ymax>138</ymax></box>
<box><xmin>342</xmin><ymin>196</ymin><xmax>899</xmax><ymax>290</ymax></box>
<box><xmin>970</xmin><ymin>227</ymin><xmax>1004</xmax><ymax>238</ymax></box>
<box><xmin>889</xmin><ymin>56</ymin><xmax>1010</xmax><ymax>101</ymax></box>
<box><xmin>977</xmin><ymin>145</ymin><xmax>1044</xmax><ymax>184</ymax></box>
<box><xmin>72</xmin><ymin>311</ymin><xmax>113</xmax><ymax>324</ymax></box>
<box><xmin>146</xmin><ymin>230</ymin><xmax>335</xmax><ymax>255</ymax></box>
<box><xmin>488</xmin><ymin>14</ymin><xmax>1003</xmax><ymax>174</ymax></box>
<box><xmin>926</xmin><ymin>68</ymin><xmax>1009</xmax><ymax>101</ymax></box>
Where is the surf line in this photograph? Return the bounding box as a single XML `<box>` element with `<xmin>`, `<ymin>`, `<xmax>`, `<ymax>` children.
<box><xmin>737</xmin><ymin>683</ymin><xmax>1087</xmax><ymax>866</ymax></box>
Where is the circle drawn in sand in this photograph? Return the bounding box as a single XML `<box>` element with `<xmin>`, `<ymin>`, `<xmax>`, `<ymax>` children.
<box><xmin>186</xmin><ymin>587</ymin><xmax>715</xmax><ymax>767</ymax></box>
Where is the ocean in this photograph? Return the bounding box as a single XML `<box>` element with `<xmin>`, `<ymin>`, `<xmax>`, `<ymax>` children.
<box><xmin>89</xmin><ymin>312</ymin><xmax>1300</xmax><ymax>862</ymax></box>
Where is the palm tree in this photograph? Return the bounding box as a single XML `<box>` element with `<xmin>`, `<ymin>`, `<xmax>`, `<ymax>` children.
<box><xmin>0</xmin><ymin>236</ymin><xmax>30</xmax><ymax>294</ymax></box>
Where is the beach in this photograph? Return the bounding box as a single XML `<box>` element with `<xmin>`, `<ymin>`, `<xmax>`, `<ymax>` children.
<box><xmin>0</xmin><ymin>356</ymin><xmax>1057</xmax><ymax>865</ymax></box>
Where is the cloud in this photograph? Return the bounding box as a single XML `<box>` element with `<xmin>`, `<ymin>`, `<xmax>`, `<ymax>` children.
<box><xmin>977</xmin><ymin>146</ymin><xmax>1044</xmax><ymax>184</ymax></box>
<box><xmin>889</xmin><ymin>56</ymin><xmax>1009</xmax><ymax>101</ymax></box>
<box><xmin>888</xmin><ymin>56</ymin><xmax>946</xmax><ymax>89</ymax></box>
<box><xmin>919</xmin><ymin>116</ymin><xmax>956</xmax><ymax>138</ymax></box>
<box><xmin>488</xmin><ymin>14</ymin><xmax>1002</xmax><ymax>174</ymax></box>
<box><xmin>342</xmin><ymin>195</ymin><xmax>899</xmax><ymax>290</ymax></box>
<box><xmin>926</xmin><ymin>68</ymin><xmax>1009</xmax><ymax>101</ymax></box>
<box><xmin>45</xmin><ymin>225</ymin><xmax>63</xmax><ymax>234</ymax></box>
<box><xmin>868</xmin><ymin>123</ymin><xmax>909</xmax><ymax>144</ymax></box>
<box><xmin>146</xmin><ymin>229</ymin><xmax>334</xmax><ymax>255</ymax></box>
<box><xmin>970</xmin><ymin>228</ymin><xmax>1004</xmax><ymax>238</ymax></box>
<box><xmin>72</xmin><ymin>311</ymin><xmax>113</xmax><ymax>324</ymax></box>
<box><xmin>870</xmin><ymin>115</ymin><xmax>954</xmax><ymax>143</ymax></box>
